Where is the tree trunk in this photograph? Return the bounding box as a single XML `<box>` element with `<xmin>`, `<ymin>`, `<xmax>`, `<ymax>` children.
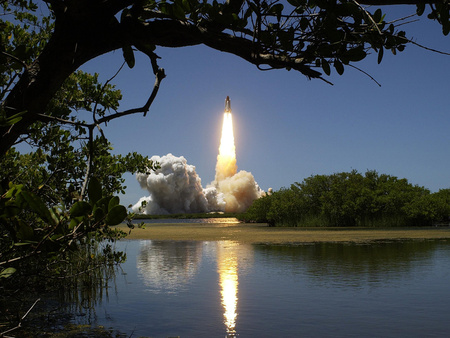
<box><xmin>0</xmin><ymin>5</ymin><xmax>125</xmax><ymax>157</ymax></box>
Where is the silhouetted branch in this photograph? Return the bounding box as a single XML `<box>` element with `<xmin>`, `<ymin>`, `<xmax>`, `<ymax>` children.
<box><xmin>0</xmin><ymin>298</ymin><xmax>40</xmax><ymax>337</ymax></box>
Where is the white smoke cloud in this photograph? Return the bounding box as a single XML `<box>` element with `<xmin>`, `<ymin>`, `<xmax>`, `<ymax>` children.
<box><xmin>132</xmin><ymin>153</ymin><xmax>264</xmax><ymax>214</ymax></box>
<box><xmin>133</xmin><ymin>154</ymin><xmax>221</xmax><ymax>214</ymax></box>
<box><xmin>210</xmin><ymin>170</ymin><xmax>262</xmax><ymax>213</ymax></box>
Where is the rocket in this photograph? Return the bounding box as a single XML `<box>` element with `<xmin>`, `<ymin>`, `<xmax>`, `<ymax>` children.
<box><xmin>225</xmin><ymin>96</ymin><xmax>231</xmax><ymax>113</ymax></box>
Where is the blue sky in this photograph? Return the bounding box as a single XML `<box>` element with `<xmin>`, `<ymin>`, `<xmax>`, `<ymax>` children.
<box><xmin>80</xmin><ymin>6</ymin><xmax>450</xmax><ymax>208</ymax></box>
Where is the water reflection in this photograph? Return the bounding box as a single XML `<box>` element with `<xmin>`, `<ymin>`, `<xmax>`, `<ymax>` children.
<box><xmin>119</xmin><ymin>239</ymin><xmax>450</xmax><ymax>337</ymax></box>
<box><xmin>217</xmin><ymin>242</ymin><xmax>239</xmax><ymax>337</ymax></box>
<box><xmin>253</xmin><ymin>240</ymin><xmax>442</xmax><ymax>289</ymax></box>
<box><xmin>136</xmin><ymin>240</ymin><xmax>253</xmax><ymax>336</ymax></box>
<box><xmin>137</xmin><ymin>240</ymin><xmax>203</xmax><ymax>293</ymax></box>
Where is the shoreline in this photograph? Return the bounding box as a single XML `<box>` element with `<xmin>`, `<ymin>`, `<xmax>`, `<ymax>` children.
<box><xmin>115</xmin><ymin>223</ymin><xmax>450</xmax><ymax>244</ymax></box>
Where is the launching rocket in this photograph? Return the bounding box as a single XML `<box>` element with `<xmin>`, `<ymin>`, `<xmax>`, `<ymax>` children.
<box><xmin>225</xmin><ymin>96</ymin><xmax>231</xmax><ymax>113</ymax></box>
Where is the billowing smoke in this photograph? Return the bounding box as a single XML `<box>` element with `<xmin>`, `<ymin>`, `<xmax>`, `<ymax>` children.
<box><xmin>133</xmin><ymin>154</ymin><xmax>225</xmax><ymax>214</ymax></box>
<box><xmin>132</xmin><ymin>153</ymin><xmax>263</xmax><ymax>214</ymax></box>
<box><xmin>133</xmin><ymin>100</ymin><xmax>264</xmax><ymax>214</ymax></box>
<box><xmin>210</xmin><ymin>170</ymin><xmax>262</xmax><ymax>213</ymax></box>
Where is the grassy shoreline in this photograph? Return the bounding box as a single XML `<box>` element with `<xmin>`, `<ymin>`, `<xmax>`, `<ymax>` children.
<box><xmin>115</xmin><ymin>223</ymin><xmax>450</xmax><ymax>244</ymax></box>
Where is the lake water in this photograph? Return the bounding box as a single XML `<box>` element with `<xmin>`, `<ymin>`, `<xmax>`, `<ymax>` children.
<box><xmin>74</xmin><ymin>236</ymin><xmax>450</xmax><ymax>337</ymax></box>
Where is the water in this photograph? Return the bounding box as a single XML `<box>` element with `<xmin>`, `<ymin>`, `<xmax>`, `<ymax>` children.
<box><xmin>75</xmin><ymin>238</ymin><xmax>450</xmax><ymax>337</ymax></box>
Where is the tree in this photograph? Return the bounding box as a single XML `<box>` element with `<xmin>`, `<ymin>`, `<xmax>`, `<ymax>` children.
<box><xmin>240</xmin><ymin>170</ymin><xmax>445</xmax><ymax>227</ymax></box>
<box><xmin>1</xmin><ymin>0</ymin><xmax>450</xmax><ymax>157</ymax></box>
<box><xmin>0</xmin><ymin>16</ymin><xmax>156</xmax><ymax>292</ymax></box>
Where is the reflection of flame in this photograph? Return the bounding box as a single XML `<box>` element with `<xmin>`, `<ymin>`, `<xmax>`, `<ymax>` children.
<box><xmin>215</xmin><ymin>112</ymin><xmax>237</xmax><ymax>182</ymax></box>
<box><xmin>217</xmin><ymin>242</ymin><xmax>239</xmax><ymax>337</ymax></box>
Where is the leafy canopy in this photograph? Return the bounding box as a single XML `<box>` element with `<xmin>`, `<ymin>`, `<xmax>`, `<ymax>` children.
<box><xmin>241</xmin><ymin>170</ymin><xmax>450</xmax><ymax>227</ymax></box>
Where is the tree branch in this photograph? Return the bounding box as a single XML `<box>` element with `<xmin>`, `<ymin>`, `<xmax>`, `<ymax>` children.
<box><xmin>0</xmin><ymin>51</ymin><xmax>29</xmax><ymax>71</ymax></box>
<box><xmin>0</xmin><ymin>298</ymin><xmax>41</xmax><ymax>337</ymax></box>
<box><xmin>97</xmin><ymin>67</ymin><xmax>166</xmax><ymax>122</ymax></box>
<box><xmin>125</xmin><ymin>18</ymin><xmax>324</xmax><ymax>79</ymax></box>
<box><xmin>353</xmin><ymin>0</ymin><xmax>383</xmax><ymax>35</ymax></box>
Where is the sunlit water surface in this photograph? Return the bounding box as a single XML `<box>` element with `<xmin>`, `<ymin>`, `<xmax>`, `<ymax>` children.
<box><xmin>78</xmin><ymin>237</ymin><xmax>450</xmax><ymax>337</ymax></box>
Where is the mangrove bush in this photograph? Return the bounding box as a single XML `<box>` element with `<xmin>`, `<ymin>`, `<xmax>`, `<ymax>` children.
<box><xmin>240</xmin><ymin>170</ymin><xmax>450</xmax><ymax>227</ymax></box>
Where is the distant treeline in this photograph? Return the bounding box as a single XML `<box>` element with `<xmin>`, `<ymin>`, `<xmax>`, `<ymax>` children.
<box><xmin>239</xmin><ymin>170</ymin><xmax>450</xmax><ymax>227</ymax></box>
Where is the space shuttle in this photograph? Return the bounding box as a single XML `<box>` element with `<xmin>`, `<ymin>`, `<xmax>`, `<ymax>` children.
<box><xmin>225</xmin><ymin>96</ymin><xmax>231</xmax><ymax>113</ymax></box>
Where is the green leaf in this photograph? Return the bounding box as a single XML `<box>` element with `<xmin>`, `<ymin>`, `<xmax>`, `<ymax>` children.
<box><xmin>373</xmin><ymin>8</ymin><xmax>382</xmax><ymax>23</ymax></box>
<box><xmin>377</xmin><ymin>46</ymin><xmax>384</xmax><ymax>64</ymax></box>
<box><xmin>0</xmin><ymin>268</ymin><xmax>16</xmax><ymax>279</ymax></box>
<box><xmin>69</xmin><ymin>201</ymin><xmax>92</xmax><ymax>217</ymax></box>
<box><xmin>172</xmin><ymin>2</ymin><xmax>186</xmax><ymax>20</ymax></box>
<box><xmin>49</xmin><ymin>208</ymin><xmax>60</xmax><ymax>226</ymax></box>
<box><xmin>94</xmin><ymin>207</ymin><xmax>105</xmax><ymax>222</ymax></box>
<box><xmin>20</xmin><ymin>190</ymin><xmax>54</xmax><ymax>225</ymax></box>
<box><xmin>3</xmin><ymin>111</ymin><xmax>25</xmax><ymax>126</ymax></box>
<box><xmin>270</xmin><ymin>3</ymin><xmax>284</xmax><ymax>21</ymax></box>
<box><xmin>16</xmin><ymin>221</ymin><xmax>34</xmax><ymax>240</ymax></box>
<box><xmin>96</xmin><ymin>196</ymin><xmax>112</xmax><ymax>212</ymax></box>
<box><xmin>108</xmin><ymin>196</ymin><xmax>120</xmax><ymax>211</ymax></box>
<box><xmin>443</xmin><ymin>21</ymin><xmax>450</xmax><ymax>36</ymax></box>
<box><xmin>416</xmin><ymin>3</ymin><xmax>425</xmax><ymax>16</ymax></box>
<box><xmin>334</xmin><ymin>59</ymin><xmax>344</xmax><ymax>75</ymax></box>
<box><xmin>300</xmin><ymin>17</ymin><xmax>309</xmax><ymax>30</ymax></box>
<box><xmin>69</xmin><ymin>217</ymin><xmax>82</xmax><ymax>230</ymax></box>
<box><xmin>88</xmin><ymin>177</ymin><xmax>102</xmax><ymax>205</ymax></box>
<box><xmin>122</xmin><ymin>45</ymin><xmax>135</xmax><ymax>69</ymax></box>
<box><xmin>344</xmin><ymin>47</ymin><xmax>366</xmax><ymax>62</ymax></box>
<box><xmin>321</xmin><ymin>59</ymin><xmax>330</xmax><ymax>75</ymax></box>
<box><xmin>13</xmin><ymin>242</ymin><xmax>36</xmax><ymax>246</ymax></box>
<box><xmin>50</xmin><ymin>234</ymin><xmax>63</xmax><ymax>241</ymax></box>
<box><xmin>105</xmin><ymin>205</ymin><xmax>127</xmax><ymax>225</ymax></box>
<box><xmin>182</xmin><ymin>0</ymin><xmax>191</xmax><ymax>11</ymax></box>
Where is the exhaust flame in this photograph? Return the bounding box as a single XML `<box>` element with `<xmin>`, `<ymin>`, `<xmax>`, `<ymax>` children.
<box><xmin>215</xmin><ymin>112</ymin><xmax>237</xmax><ymax>182</ymax></box>
<box><xmin>133</xmin><ymin>97</ymin><xmax>264</xmax><ymax>215</ymax></box>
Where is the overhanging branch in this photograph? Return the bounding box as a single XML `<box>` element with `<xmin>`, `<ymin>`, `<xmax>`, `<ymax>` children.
<box><xmin>98</xmin><ymin>67</ymin><xmax>166</xmax><ymax>122</ymax></box>
<box><xmin>126</xmin><ymin>19</ymin><xmax>324</xmax><ymax>80</ymax></box>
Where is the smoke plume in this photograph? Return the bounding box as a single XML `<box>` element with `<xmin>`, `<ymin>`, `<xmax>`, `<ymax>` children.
<box><xmin>133</xmin><ymin>105</ymin><xmax>264</xmax><ymax>214</ymax></box>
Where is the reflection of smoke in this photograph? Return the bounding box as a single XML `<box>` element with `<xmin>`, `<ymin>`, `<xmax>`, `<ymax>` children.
<box><xmin>137</xmin><ymin>240</ymin><xmax>203</xmax><ymax>294</ymax></box>
<box><xmin>133</xmin><ymin>109</ymin><xmax>264</xmax><ymax>214</ymax></box>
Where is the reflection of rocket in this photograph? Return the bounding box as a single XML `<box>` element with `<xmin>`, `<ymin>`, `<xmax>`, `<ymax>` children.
<box><xmin>225</xmin><ymin>96</ymin><xmax>231</xmax><ymax>113</ymax></box>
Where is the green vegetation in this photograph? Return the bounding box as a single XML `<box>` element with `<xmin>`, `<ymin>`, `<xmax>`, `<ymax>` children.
<box><xmin>0</xmin><ymin>2</ymin><xmax>155</xmax><ymax>334</ymax></box>
<box><xmin>240</xmin><ymin>170</ymin><xmax>450</xmax><ymax>227</ymax></box>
